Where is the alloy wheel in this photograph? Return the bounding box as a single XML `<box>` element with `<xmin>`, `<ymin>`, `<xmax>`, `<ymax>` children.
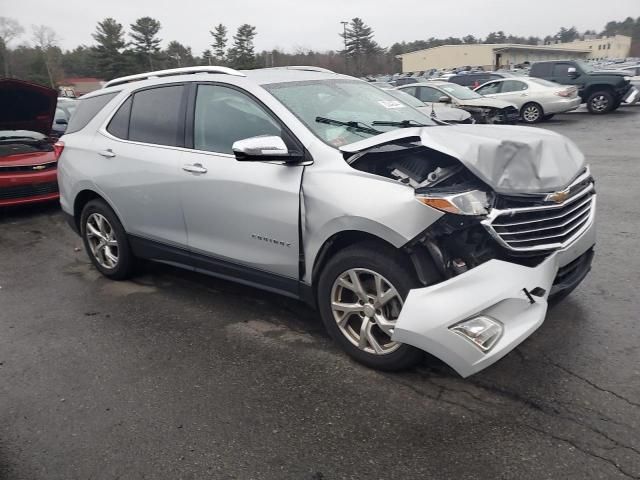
<box><xmin>591</xmin><ymin>95</ymin><xmax>609</xmax><ymax>112</ymax></box>
<box><xmin>330</xmin><ymin>268</ymin><xmax>403</xmax><ymax>355</ymax></box>
<box><xmin>85</xmin><ymin>213</ymin><xmax>119</xmax><ymax>269</ymax></box>
<box><xmin>522</xmin><ymin>105</ymin><xmax>541</xmax><ymax>123</ymax></box>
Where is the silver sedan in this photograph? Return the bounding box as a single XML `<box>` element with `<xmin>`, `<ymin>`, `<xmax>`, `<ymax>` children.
<box><xmin>474</xmin><ymin>77</ymin><xmax>581</xmax><ymax>123</ymax></box>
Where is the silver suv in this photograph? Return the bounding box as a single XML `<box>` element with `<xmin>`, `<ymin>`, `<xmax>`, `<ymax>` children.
<box><xmin>58</xmin><ymin>66</ymin><xmax>596</xmax><ymax>377</ymax></box>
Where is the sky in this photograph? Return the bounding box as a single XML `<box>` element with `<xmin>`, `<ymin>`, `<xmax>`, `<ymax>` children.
<box><xmin>2</xmin><ymin>0</ymin><xmax>639</xmax><ymax>54</ymax></box>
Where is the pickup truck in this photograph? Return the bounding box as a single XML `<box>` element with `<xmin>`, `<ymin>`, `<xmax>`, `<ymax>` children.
<box><xmin>529</xmin><ymin>60</ymin><xmax>639</xmax><ymax>114</ymax></box>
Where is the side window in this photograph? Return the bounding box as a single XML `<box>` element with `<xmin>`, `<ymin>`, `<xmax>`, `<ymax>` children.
<box><xmin>193</xmin><ymin>84</ymin><xmax>282</xmax><ymax>155</ymax></box>
<box><xmin>107</xmin><ymin>96</ymin><xmax>132</xmax><ymax>139</ymax></box>
<box><xmin>500</xmin><ymin>80</ymin><xmax>528</xmax><ymax>93</ymax></box>
<box><xmin>416</xmin><ymin>87</ymin><xmax>443</xmax><ymax>102</ymax></box>
<box><xmin>552</xmin><ymin>63</ymin><xmax>572</xmax><ymax>77</ymax></box>
<box><xmin>532</xmin><ymin>63</ymin><xmax>552</xmax><ymax>76</ymax></box>
<box><xmin>65</xmin><ymin>92</ymin><xmax>118</xmax><ymax>134</ymax></box>
<box><xmin>128</xmin><ymin>85</ymin><xmax>185</xmax><ymax>147</ymax></box>
<box><xmin>476</xmin><ymin>81</ymin><xmax>501</xmax><ymax>95</ymax></box>
<box><xmin>401</xmin><ymin>86</ymin><xmax>417</xmax><ymax>97</ymax></box>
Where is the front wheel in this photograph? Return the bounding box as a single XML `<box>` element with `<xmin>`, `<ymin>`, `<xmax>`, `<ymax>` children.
<box><xmin>587</xmin><ymin>91</ymin><xmax>614</xmax><ymax>114</ymax></box>
<box><xmin>80</xmin><ymin>199</ymin><xmax>135</xmax><ymax>280</ymax></box>
<box><xmin>520</xmin><ymin>103</ymin><xmax>543</xmax><ymax>124</ymax></box>
<box><xmin>317</xmin><ymin>243</ymin><xmax>424</xmax><ymax>371</ymax></box>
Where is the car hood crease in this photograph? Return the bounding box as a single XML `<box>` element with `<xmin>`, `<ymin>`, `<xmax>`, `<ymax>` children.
<box><xmin>340</xmin><ymin>125</ymin><xmax>585</xmax><ymax>194</ymax></box>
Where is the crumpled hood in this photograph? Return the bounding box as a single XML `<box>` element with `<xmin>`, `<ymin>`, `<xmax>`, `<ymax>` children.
<box><xmin>0</xmin><ymin>79</ymin><xmax>57</xmax><ymax>136</ymax></box>
<box><xmin>341</xmin><ymin>124</ymin><xmax>585</xmax><ymax>194</ymax></box>
<box><xmin>458</xmin><ymin>97</ymin><xmax>516</xmax><ymax>110</ymax></box>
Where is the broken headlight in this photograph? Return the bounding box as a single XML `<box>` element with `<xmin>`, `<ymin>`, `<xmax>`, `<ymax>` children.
<box><xmin>416</xmin><ymin>190</ymin><xmax>489</xmax><ymax>216</ymax></box>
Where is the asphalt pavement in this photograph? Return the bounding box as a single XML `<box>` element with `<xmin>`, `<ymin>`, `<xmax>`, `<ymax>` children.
<box><xmin>1</xmin><ymin>106</ymin><xmax>639</xmax><ymax>480</ymax></box>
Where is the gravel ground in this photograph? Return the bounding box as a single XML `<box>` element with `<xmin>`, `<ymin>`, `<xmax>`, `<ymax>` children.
<box><xmin>1</xmin><ymin>106</ymin><xmax>639</xmax><ymax>480</ymax></box>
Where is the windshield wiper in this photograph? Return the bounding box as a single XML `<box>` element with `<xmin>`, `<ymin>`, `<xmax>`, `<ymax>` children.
<box><xmin>315</xmin><ymin>116</ymin><xmax>382</xmax><ymax>135</ymax></box>
<box><xmin>371</xmin><ymin>119</ymin><xmax>428</xmax><ymax>128</ymax></box>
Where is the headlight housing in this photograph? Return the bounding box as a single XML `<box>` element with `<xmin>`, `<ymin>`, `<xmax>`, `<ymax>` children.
<box><xmin>416</xmin><ymin>190</ymin><xmax>489</xmax><ymax>215</ymax></box>
<box><xmin>624</xmin><ymin>76</ymin><xmax>632</xmax><ymax>82</ymax></box>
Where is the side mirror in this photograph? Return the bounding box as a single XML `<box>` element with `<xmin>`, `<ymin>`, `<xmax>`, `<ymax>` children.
<box><xmin>232</xmin><ymin>135</ymin><xmax>300</xmax><ymax>162</ymax></box>
<box><xmin>439</xmin><ymin>95</ymin><xmax>451</xmax><ymax>103</ymax></box>
<box><xmin>567</xmin><ymin>67</ymin><xmax>578</xmax><ymax>79</ymax></box>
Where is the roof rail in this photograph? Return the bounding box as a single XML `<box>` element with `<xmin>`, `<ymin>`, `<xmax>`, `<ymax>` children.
<box><xmin>104</xmin><ymin>66</ymin><xmax>246</xmax><ymax>88</ymax></box>
<box><xmin>272</xmin><ymin>66</ymin><xmax>336</xmax><ymax>74</ymax></box>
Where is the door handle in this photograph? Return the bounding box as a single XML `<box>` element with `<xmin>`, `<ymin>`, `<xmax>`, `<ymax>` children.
<box><xmin>182</xmin><ymin>163</ymin><xmax>208</xmax><ymax>174</ymax></box>
<box><xmin>98</xmin><ymin>149</ymin><xmax>116</xmax><ymax>158</ymax></box>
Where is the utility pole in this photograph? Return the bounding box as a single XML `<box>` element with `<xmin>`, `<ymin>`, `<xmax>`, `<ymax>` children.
<box><xmin>340</xmin><ymin>21</ymin><xmax>348</xmax><ymax>74</ymax></box>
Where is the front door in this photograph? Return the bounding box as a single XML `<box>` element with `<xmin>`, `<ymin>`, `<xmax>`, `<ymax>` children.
<box><xmin>179</xmin><ymin>83</ymin><xmax>304</xmax><ymax>283</ymax></box>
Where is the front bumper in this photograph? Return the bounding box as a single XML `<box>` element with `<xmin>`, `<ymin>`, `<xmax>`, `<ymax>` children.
<box><xmin>623</xmin><ymin>86</ymin><xmax>639</xmax><ymax>104</ymax></box>
<box><xmin>0</xmin><ymin>169</ymin><xmax>59</xmax><ymax>207</ymax></box>
<box><xmin>392</xmin><ymin>254</ymin><xmax>559</xmax><ymax>377</ymax></box>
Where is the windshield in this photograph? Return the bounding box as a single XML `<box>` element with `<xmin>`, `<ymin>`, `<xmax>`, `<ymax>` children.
<box><xmin>264</xmin><ymin>79</ymin><xmax>434</xmax><ymax>147</ymax></box>
<box><xmin>436</xmin><ymin>83</ymin><xmax>483</xmax><ymax>100</ymax></box>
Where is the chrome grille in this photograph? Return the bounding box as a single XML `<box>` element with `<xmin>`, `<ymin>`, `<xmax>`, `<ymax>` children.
<box><xmin>483</xmin><ymin>172</ymin><xmax>595</xmax><ymax>252</ymax></box>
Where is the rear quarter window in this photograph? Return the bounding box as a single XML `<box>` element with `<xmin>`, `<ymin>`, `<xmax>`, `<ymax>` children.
<box><xmin>531</xmin><ymin>63</ymin><xmax>552</xmax><ymax>77</ymax></box>
<box><xmin>65</xmin><ymin>92</ymin><xmax>119</xmax><ymax>134</ymax></box>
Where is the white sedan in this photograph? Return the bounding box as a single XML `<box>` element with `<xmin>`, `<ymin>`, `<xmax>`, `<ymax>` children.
<box><xmin>474</xmin><ymin>77</ymin><xmax>581</xmax><ymax>123</ymax></box>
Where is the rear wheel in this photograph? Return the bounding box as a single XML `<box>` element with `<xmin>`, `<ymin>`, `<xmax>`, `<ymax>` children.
<box><xmin>317</xmin><ymin>243</ymin><xmax>424</xmax><ymax>371</ymax></box>
<box><xmin>586</xmin><ymin>91</ymin><xmax>614</xmax><ymax>114</ymax></box>
<box><xmin>80</xmin><ymin>199</ymin><xmax>135</xmax><ymax>280</ymax></box>
<box><xmin>521</xmin><ymin>102</ymin><xmax>543</xmax><ymax>123</ymax></box>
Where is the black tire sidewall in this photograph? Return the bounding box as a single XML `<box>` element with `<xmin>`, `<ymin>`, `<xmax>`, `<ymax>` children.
<box><xmin>317</xmin><ymin>243</ymin><xmax>424</xmax><ymax>371</ymax></box>
<box><xmin>80</xmin><ymin>199</ymin><xmax>134</xmax><ymax>280</ymax></box>
<box><xmin>587</xmin><ymin>91</ymin><xmax>613</xmax><ymax>114</ymax></box>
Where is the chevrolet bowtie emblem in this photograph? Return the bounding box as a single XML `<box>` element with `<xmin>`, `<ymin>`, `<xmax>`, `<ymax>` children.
<box><xmin>545</xmin><ymin>188</ymin><xmax>570</xmax><ymax>204</ymax></box>
<box><xmin>32</xmin><ymin>165</ymin><xmax>46</xmax><ymax>171</ymax></box>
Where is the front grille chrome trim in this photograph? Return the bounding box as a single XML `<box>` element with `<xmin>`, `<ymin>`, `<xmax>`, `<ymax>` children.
<box><xmin>482</xmin><ymin>176</ymin><xmax>596</xmax><ymax>252</ymax></box>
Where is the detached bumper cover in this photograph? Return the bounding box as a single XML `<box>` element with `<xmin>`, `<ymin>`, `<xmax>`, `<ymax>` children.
<box><xmin>392</xmin><ymin>254</ymin><xmax>559</xmax><ymax>377</ymax></box>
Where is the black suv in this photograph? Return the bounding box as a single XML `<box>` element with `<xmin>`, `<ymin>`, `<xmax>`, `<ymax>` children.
<box><xmin>530</xmin><ymin>60</ymin><xmax>638</xmax><ymax>114</ymax></box>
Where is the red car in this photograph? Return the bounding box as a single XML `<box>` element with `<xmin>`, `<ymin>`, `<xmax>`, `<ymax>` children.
<box><xmin>0</xmin><ymin>79</ymin><xmax>63</xmax><ymax>207</ymax></box>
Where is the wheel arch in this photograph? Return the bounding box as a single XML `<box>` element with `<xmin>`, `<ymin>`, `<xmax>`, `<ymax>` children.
<box><xmin>583</xmin><ymin>84</ymin><xmax>615</xmax><ymax>97</ymax></box>
<box><xmin>72</xmin><ymin>189</ymin><xmax>123</xmax><ymax>233</ymax></box>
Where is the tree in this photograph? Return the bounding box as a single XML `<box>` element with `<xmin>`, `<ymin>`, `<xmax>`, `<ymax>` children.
<box><xmin>31</xmin><ymin>25</ymin><xmax>59</xmax><ymax>87</ymax></box>
<box><xmin>227</xmin><ymin>24</ymin><xmax>257</xmax><ymax>69</ymax></box>
<box><xmin>555</xmin><ymin>26</ymin><xmax>579</xmax><ymax>43</ymax></box>
<box><xmin>462</xmin><ymin>35</ymin><xmax>477</xmax><ymax>44</ymax></box>
<box><xmin>201</xmin><ymin>49</ymin><xmax>213</xmax><ymax>65</ymax></box>
<box><xmin>485</xmin><ymin>31</ymin><xmax>507</xmax><ymax>44</ymax></box>
<box><xmin>92</xmin><ymin>18</ymin><xmax>128</xmax><ymax>80</ymax></box>
<box><xmin>341</xmin><ymin>17</ymin><xmax>382</xmax><ymax>75</ymax></box>
<box><xmin>0</xmin><ymin>17</ymin><xmax>24</xmax><ymax>76</ymax></box>
<box><xmin>130</xmin><ymin>17</ymin><xmax>162</xmax><ymax>69</ymax></box>
<box><xmin>210</xmin><ymin>24</ymin><xmax>228</xmax><ymax>64</ymax></box>
<box><xmin>165</xmin><ymin>41</ymin><xmax>194</xmax><ymax>67</ymax></box>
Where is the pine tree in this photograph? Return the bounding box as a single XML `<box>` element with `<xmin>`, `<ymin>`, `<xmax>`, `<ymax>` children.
<box><xmin>130</xmin><ymin>17</ymin><xmax>162</xmax><ymax>69</ymax></box>
<box><xmin>340</xmin><ymin>18</ymin><xmax>381</xmax><ymax>75</ymax></box>
<box><xmin>210</xmin><ymin>24</ymin><xmax>228</xmax><ymax>64</ymax></box>
<box><xmin>227</xmin><ymin>24</ymin><xmax>257</xmax><ymax>69</ymax></box>
<box><xmin>92</xmin><ymin>18</ymin><xmax>128</xmax><ymax>80</ymax></box>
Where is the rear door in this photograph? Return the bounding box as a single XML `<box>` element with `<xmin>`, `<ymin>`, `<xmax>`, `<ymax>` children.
<box><xmin>178</xmin><ymin>83</ymin><xmax>304</xmax><ymax>282</ymax></box>
<box><xmin>95</xmin><ymin>84</ymin><xmax>189</xmax><ymax>247</ymax></box>
<box><xmin>488</xmin><ymin>79</ymin><xmax>529</xmax><ymax>108</ymax></box>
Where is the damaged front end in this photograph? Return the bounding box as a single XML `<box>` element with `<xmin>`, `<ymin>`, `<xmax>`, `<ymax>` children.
<box><xmin>341</xmin><ymin>125</ymin><xmax>596</xmax><ymax>376</ymax></box>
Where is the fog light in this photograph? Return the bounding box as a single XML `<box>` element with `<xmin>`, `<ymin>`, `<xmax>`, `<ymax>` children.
<box><xmin>450</xmin><ymin>316</ymin><xmax>503</xmax><ymax>352</ymax></box>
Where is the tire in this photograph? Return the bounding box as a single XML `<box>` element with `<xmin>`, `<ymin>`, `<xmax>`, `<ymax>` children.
<box><xmin>317</xmin><ymin>242</ymin><xmax>424</xmax><ymax>371</ymax></box>
<box><xmin>80</xmin><ymin>199</ymin><xmax>135</xmax><ymax>280</ymax></box>
<box><xmin>586</xmin><ymin>90</ymin><xmax>614</xmax><ymax>114</ymax></box>
<box><xmin>542</xmin><ymin>114</ymin><xmax>555</xmax><ymax>121</ymax></box>
<box><xmin>520</xmin><ymin>102</ymin><xmax>543</xmax><ymax>124</ymax></box>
